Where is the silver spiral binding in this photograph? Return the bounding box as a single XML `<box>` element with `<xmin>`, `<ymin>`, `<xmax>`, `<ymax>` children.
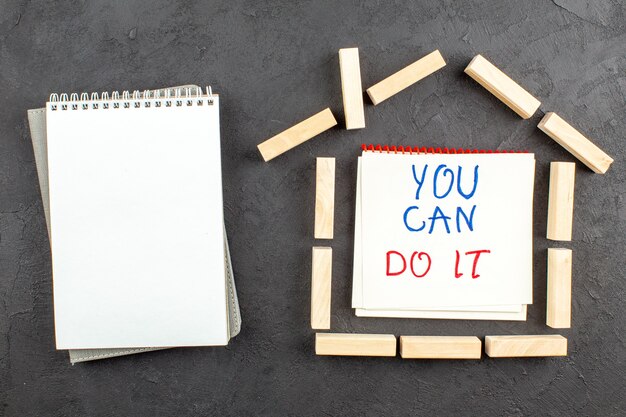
<box><xmin>48</xmin><ymin>86</ymin><xmax>214</xmax><ymax>111</ymax></box>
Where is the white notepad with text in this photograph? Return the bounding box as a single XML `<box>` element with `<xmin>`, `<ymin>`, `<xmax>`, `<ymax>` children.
<box><xmin>355</xmin><ymin>149</ymin><xmax>535</xmax><ymax>312</ymax></box>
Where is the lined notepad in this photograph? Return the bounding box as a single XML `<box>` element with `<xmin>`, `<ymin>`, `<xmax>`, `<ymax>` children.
<box><xmin>46</xmin><ymin>88</ymin><xmax>229</xmax><ymax>349</ymax></box>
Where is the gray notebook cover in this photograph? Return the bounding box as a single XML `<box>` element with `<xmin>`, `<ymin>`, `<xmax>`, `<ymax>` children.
<box><xmin>27</xmin><ymin>86</ymin><xmax>240</xmax><ymax>363</ymax></box>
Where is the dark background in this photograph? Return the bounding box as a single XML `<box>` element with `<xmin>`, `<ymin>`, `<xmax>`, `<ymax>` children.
<box><xmin>1</xmin><ymin>1</ymin><xmax>625</xmax><ymax>416</ymax></box>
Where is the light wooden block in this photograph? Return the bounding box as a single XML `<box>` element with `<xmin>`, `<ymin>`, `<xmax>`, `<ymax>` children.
<box><xmin>464</xmin><ymin>54</ymin><xmax>541</xmax><ymax>119</ymax></box>
<box><xmin>400</xmin><ymin>336</ymin><xmax>481</xmax><ymax>359</ymax></box>
<box><xmin>339</xmin><ymin>48</ymin><xmax>365</xmax><ymax>129</ymax></box>
<box><xmin>315</xmin><ymin>333</ymin><xmax>397</xmax><ymax>357</ymax></box>
<box><xmin>547</xmin><ymin>248</ymin><xmax>572</xmax><ymax>329</ymax></box>
<box><xmin>314</xmin><ymin>157</ymin><xmax>335</xmax><ymax>239</ymax></box>
<box><xmin>257</xmin><ymin>108</ymin><xmax>338</xmax><ymax>162</ymax></box>
<box><xmin>485</xmin><ymin>335</ymin><xmax>567</xmax><ymax>357</ymax></box>
<box><xmin>366</xmin><ymin>50</ymin><xmax>446</xmax><ymax>105</ymax></box>
<box><xmin>547</xmin><ymin>162</ymin><xmax>576</xmax><ymax>241</ymax></box>
<box><xmin>538</xmin><ymin>112</ymin><xmax>613</xmax><ymax>174</ymax></box>
<box><xmin>311</xmin><ymin>247</ymin><xmax>332</xmax><ymax>329</ymax></box>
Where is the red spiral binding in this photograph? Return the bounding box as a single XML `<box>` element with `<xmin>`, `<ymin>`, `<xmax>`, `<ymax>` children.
<box><xmin>361</xmin><ymin>144</ymin><xmax>529</xmax><ymax>154</ymax></box>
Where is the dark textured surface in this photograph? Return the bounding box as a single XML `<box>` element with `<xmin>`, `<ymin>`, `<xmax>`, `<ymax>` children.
<box><xmin>1</xmin><ymin>1</ymin><xmax>625</xmax><ymax>415</ymax></box>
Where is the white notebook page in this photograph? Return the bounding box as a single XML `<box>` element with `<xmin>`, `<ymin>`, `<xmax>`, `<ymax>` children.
<box><xmin>352</xmin><ymin>157</ymin><xmax>527</xmax><ymax>320</ymax></box>
<box><xmin>360</xmin><ymin>151</ymin><xmax>535</xmax><ymax>310</ymax></box>
<box><xmin>46</xmin><ymin>94</ymin><xmax>228</xmax><ymax>349</ymax></box>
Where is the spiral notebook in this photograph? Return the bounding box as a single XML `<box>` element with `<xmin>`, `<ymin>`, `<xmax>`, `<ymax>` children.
<box><xmin>352</xmin><ymin>145</ymin><xmax>535</xmax><ymax>320</ymax></box>
<box><xmin>27</xmin><ymin>86</ymin><xmax>240</xmax><ymax>363</ymax></box>
<box><xmin>44</xmin><ymin>86</ymin><xmax>230</xmax><ymax>349</ymax></box>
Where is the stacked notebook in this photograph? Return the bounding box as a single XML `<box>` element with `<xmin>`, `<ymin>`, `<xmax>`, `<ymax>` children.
<box><xmin>352</xmin><ymin>146</ymin><xmax>535</xmax><ymax>320</ymax></box>
<box><xmin>28</xmin><ymin>86</ymin><xmax>240</xmax><ymax>363</ymax></box>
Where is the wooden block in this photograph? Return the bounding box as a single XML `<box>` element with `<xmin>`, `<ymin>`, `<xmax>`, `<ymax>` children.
<box><xmin>538</xmin><ymin>112</ymin><xmax>613</xmax><ymax>174</ymax></box>
<box><xmin>400</xmin><ymin>336</ymin><xmax>481</xmax><ymax>359</ymax></box>
<box><xmin>314</xmin><ymin>157</ymin><xmax>335</xmax><ymax>239</ymax></box>
<box><xmin>485</xmin><ymin>335</ymin><xmax>567</xmax><ymax>357</ymax></box>
<box><xmin>464</xmin><ymin>54</ymin><xmax>541</xmax><ymax>119</ymax></box>
<box><xmin>257</xmin><ymin>108</ymin><xmax>338</xmax><ymax>162</ymax></box>
<box><xmin>311</xmin><ymin>247</ymin><xmax>332</xmax><ymax>329</ymax></box>
<box><xmin>547</xmin><ymin>248</ymin><xmax>573</xmax><ymax>329</ymax></box>
<box><xmin>339</xmin><ymin>48</ymin><xmax>365</xmax><ymax>129</ymax></box>
<box><xmin>366</xmin><ymin>50</ymin><xmax>446</xmax><ymax>105</ymax></box>
<box><xmin>547</xmin><ymin>162</ymin><xmax>576</xmax><ymax>241</ymax></box>
<box><xmin>315</xmin><ymin>333</ymin><xmax>397</xmax><ymax>357</ymax></box>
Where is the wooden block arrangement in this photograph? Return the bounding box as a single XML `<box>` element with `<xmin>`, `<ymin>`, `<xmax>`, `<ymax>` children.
<box><xmin>399</xmin><ymin>336</ymin><xmax>481</xmax><ymax>359</ymax></box>
<box><xmin>547</xmin><ymin>248</ymin><xmax>573</xmax><ymax>329</ymax></box>
<box><xmin>547</xmin><ymin>162</ymin><xmax>576</xmax><ymax>241</ymax></box>
<box><xmin>314</xmin><ymin>158</ymin><xmax>336</xmax><ymax>239</ymax></box>
<box><xmin>257</xmin><ymin>108</ymin><xmax>338</xmax><ymax>162</ymax></box>
<box><xmin>339</xmin><ymin>48</ymin><xmax>366</xmax><ymax>130</ymax></box>
<box><xmin>366</xmin><ymin>50</ymin><xmax>446</xmax><ymax>105</ymax></box>
<box><xmin>315</xmin><ymin>333</ymin><xmax>397</xmax><ymax>357</ymax></box>
<box><xmin>464</xmin><ymin>54</ymin><xmax>541</xmax><ymax>119</ymax></box>
<box><xmin>485</xmin><ymin>335</ymin><xmax>567</xmax><ymax>358</ymax></box>
<box><xmin>252</xmin><ymin>47</ymin><xmax>600</xmax><ymax>363</ymax></box>
<box><xmin>538</xmin><ymin>112</ymin><xmax>613</xmax><ymax>174</ymax></box>
<box><xmin>311</xmin><ymin>247</ymin><xmax>332</xmax><ymax>329</ymax></box>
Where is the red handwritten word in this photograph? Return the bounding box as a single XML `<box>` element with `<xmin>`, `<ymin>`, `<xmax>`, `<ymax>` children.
<box><xmin>455</xmin><ymin>249</ymin><xmax>491</xmax><ymax>278</ymax></box>
<box><xmin>387</xmin><ymin>249</ymin><xmax>491</xmax><ymax>279</ymax></box>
